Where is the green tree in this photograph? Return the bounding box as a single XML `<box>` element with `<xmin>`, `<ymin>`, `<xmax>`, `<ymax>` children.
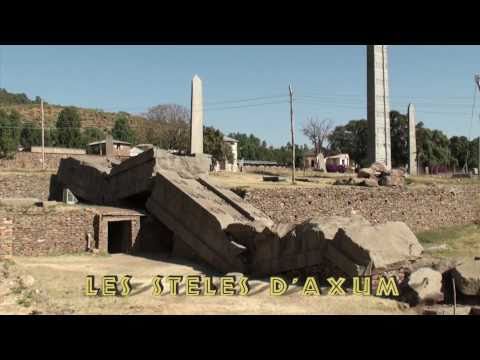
<box><xmin>416</xmin><ymin>122</ymin><xmax>450</xmax><ymax>168</ymax></box>
<box><xmin>204</xmin><ymin>127</ymin><xmax>233</xmax><ymax>163</ymax></box>
<box><xmin>390</xmin><ymin>111</ymin><xmax>409</xmax><ymax>167</ymax></box>
<box><xmin>329</xmin><ymin>119</ymin><xmax>369</xmax><ymax>167</ymax></box>
<box><xmin>112</xmin><ymin>115</ymin><xmax>135</xmax><ymax>144</ymax></box>
<box><xmin>0</xmin><ymin>110</ymin><xmax>22</xmax><ymax>158</ymax></box>
<box><xmin>0</xmin><ymin>88</ymin><xmax>33</xmax><ymax>105</ymax></box>
<box><xmin>82</xmin><ymin>128</ymin><xmax>105</xmax><ymax>147</ymax></box>
<box><xmin>469</xmin><ymin>137</ymin><xmax>479</xmax><ymax>170</ymax></box>
<box><xmin>144</xmin><ymin>104</ymin><xmax>189</xmax><ymax>152</ymax></box>
<box><xmin>56</xmin><ymin>107</ymin><xmax>82</xmax><ymax>148</ymax></box>
<box><xmin>449</xmin><ymin>135</ymin><xmax>470</xmax><ymax>169</ymax></box>
<box><xmin>20</xmin><ymin>121</ymin><xmax>42</xmax><ymax>149</ymax></box>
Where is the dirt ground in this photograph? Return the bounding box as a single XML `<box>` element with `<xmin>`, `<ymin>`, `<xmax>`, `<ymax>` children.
<box><xmin>0</xmin><ymin>253</ymin><xmax>413</xmax><ymax>315</ymax></box>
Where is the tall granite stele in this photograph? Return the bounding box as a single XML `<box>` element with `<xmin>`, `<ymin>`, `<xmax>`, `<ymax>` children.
<box><xmin>367</xmin><ymin>45</ymin><xmax>391</xmax><ymax>169</ymax></box>
<box><xmin>190</xmin><ymin>75</ymin><xmax>204</xmax><ymax>155</ymax></box>
<box><xmin>408</xmin><ymin>103</ymin><xmax>417</xmax><ymax>176</ymax></box>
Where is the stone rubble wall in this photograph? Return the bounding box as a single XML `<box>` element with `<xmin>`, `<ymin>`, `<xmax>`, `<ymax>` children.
<box><xmin>0</xmin><ymin>207</ymin><xmax>95</xmax><ymax>256</ymax></box>
<box><xmin>0</xmin><ymin>152</ymin><xmax>128</xmax><ymax>171</ymax></box>
<box><xmin>0</xmin><ymin>172</ymin><xmax>52</xmax><ymax>200</ymax></box>
<box><xmin>245</xmin><ymin>185</ymin><xmax>480</xmax><ymax>233</ymax></box>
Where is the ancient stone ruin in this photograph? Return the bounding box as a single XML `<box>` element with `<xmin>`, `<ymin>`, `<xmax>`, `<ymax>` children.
<box><xmin>52</xmin><ymin>148</ymin><xmax>424</xmax><ymax>279</ymax></box>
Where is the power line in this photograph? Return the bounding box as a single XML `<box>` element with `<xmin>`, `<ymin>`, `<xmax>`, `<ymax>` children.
<box><xmin>204</xmin><ymin>94</ymin><xmax>288</xmax><ymax>105</ymax></box>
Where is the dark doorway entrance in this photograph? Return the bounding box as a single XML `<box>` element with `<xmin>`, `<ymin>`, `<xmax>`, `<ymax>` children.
<box><xmin>108</xmin><ymin>221</ymin><xmax>132</xmax><ymax>253</ymax></box>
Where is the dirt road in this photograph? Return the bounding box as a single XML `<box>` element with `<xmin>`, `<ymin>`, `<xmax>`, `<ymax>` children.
<box><xmin>0</xmin><ymin>254</ymin><xmax>411</xmax><ymax>315</ymax></box>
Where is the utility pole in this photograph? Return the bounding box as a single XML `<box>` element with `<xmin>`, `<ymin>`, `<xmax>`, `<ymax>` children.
<box><xmin>289</xmin><ymin>84</ymin><xmax>296</xmax><ymax>185</ymax></box>
<box><xmin>476</xmin><ymin>75</ymin><xmax>480</xmax><ymax>177</ymax></box>
<box><xmin>41</xmin><ymin>98</ymin><xmax>45</xmax><ymax>170</ymax></box>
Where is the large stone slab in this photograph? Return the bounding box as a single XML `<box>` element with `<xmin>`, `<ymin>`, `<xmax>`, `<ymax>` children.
<box><xmin>56</xmin><ymin>157</ymin><xmax>110</xmax><ymax>204</ymax></box>
<box><xmin>146</xmin><ymin>170</ymin><xmax>274</xmax><ymax>273</ymax></box>
<box><xmin>452</xmin><ymin>258</ymin><xmax>480</xmax><ymax>296</ymax></box>
<box><xmin>249</xmin><ymin>215</ymin><xmax>371</xmax><ymax>277</ymax></box>
<box><xmin>406</xmin><ymin>267</ymin><xmax>443</xmax><ymax>305</ymax></box>
<box><xmin>332</xmin><ymin>221</ymin><xmax>423</xmax><ymax>270</ymax></box>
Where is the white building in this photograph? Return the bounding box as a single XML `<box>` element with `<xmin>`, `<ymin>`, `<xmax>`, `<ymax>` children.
<box><xmin>325</xmin><ymin>154</ymin><xmax>350</xmax><ymax>168</ymax></box>
<box><xmin>213</xmin><ymin>136</ymin><xmax>239</xmax><ymax>172</ymax></box>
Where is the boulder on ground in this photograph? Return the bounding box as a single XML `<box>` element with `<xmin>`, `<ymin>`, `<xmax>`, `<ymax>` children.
<box><xmin>359</xmin><ymin>178</ymin><xmax>379</xmax><ymax>187</ymax></box>
<box><xmin>358</xmin><ymin>168</ymin><xmax>375</xmax><ymax>179</ymax></box>
<box><xmin>333</xmin><ymin>221</ymin><xmax>424</xmax><ymax>270</ymax></box>
<box><xmin>378</xmin><ymin>174</ymin><xmax>405</xmax><ymax>187</ymax></box>
<box><xmin>407</xmin><ymin>267</ymin><xmax>443</xmax><ymax>305</ymax></box>
<box><xmin>452</xmin><ymin>258</ymin><xmax>480</xmax><ymax>296</ymax></box>
<box><xmin>370</xmin><ymin>162</ymin><xmax>388</xmax><ymax>174</ymax></box>
<box><xmin>19</xmin><ymin>275</ymin><xmax>35</xmax><ymax>288</ymax></box>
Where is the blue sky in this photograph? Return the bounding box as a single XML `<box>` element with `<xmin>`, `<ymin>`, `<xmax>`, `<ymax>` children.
<box><xmin>1</xmin><ymin>45</ymin><xmax>479</xmax><ymax>147</ymax></box>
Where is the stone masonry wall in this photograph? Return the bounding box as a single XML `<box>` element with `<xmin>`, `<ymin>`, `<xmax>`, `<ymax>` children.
<box><xmin>0</xmin><ymin>172</ymin><xmax>52</xmax><ymax>200</ymax></box>
<box><xmin>246</xmin><ymin>184</ymin><xmax>480</xmax><ymax>233</ymax></box>
<box><xmin>0</xmin><ymin>207</ymin><xmax>96</xmax><ymax>256</ymax></box>
<box><xmin>0</xmin><ymin>152</ymin><xmax>127</xmax><ymax>171</ymax></box>
<box><xmin>0</xmin><ymin>217</ymin><xmax>13</xmax><ymax>256</ymax></box>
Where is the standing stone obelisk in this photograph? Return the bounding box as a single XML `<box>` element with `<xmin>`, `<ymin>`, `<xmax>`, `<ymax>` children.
<box><xmin>408</xmin><ymin>103</ymin><xmax>417</xmax><ymax>176</ymax></box>
<box><xmin>367</xmin><ymin>45</ymin><xmax>391</xmax><ymax>169</ymax></box>
<box><xmin>190</xmin><ymin>75</ymin><xmax>204</xmax><ymax>155</ymax></box>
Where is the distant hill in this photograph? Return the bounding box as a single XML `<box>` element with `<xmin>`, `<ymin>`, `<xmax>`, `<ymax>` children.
<box><xmin>0</xmin><ymin>88</ymin><xmax>39</xmax><ymax>105</ymax></box>
<box><xmin>0</xmin><ymin>89</ymin><xmax>151</xmax><ymax>143</ymax></box>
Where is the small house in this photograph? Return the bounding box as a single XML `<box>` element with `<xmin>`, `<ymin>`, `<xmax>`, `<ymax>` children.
<box><xmin>87</xmin><ymin>139</ymin><xmax>132</xmax><ymax>157</ymax></box>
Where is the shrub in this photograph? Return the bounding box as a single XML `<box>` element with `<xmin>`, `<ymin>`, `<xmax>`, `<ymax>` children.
<box><xmin>326</xmin><ymin>163</ymin><xmax>338</xmax><ymax>173</ymax></box>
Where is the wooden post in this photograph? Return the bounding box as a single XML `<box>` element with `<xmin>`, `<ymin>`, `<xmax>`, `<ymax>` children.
<box><xmin>289</xmin><ymin>84</ymin><xmax>296</xmax><ymax>185</ymax></box>
<box><xmin>452</xmin><ymin>276</ymin><xmax>457</xmax><ymax>316</ymax></box>
<box><xmin>41</xmin><ymin>98</ymin><xmax>45</xmax><ymax>170</ymax></box>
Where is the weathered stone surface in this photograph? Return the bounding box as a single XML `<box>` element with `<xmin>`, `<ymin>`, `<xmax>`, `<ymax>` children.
<box><xmin>358</xmin><ymin>168</ymin><xmax>375</xmax><ymax>179</ymax></box>
<box><xmin>20</xmin><ymin>275</ymin><xmax>35</xmax><ymax>288</ymax></box>
<box><xmin>378</xmin><ymin>174</ymin><xmax>405</xmax><ymax>187</ymax></box>
<box><xmin>452</xmin><ymin>258</ymin><xmax>480</xmax><ymax>296</ymax></box>
<box><xmin>370</xmin><ymin>162</ymin><xmax>389</xmax><ymax>174</ymax></box>
<box><xmin>190</xmin><ymin>75</ymin><xmax>204</xmax><ymax>155</ymax></box>
<box><xmin>146</xmin><ymin>170</ymin><xmax>274</xmax><ymax>273</ymax></box>
<box><xmin>367</xmin><ymin>45</ymin><xmax>391</xmax><ymax>169</ymax></box>
<box><xmin>407</xmin><ymin>267</ymin><xmax>443</xmax><ymax>305</ymax></box>
<box><xmin>333</xmin><ymin>221</ymin><xmax>423</xmax><ymax>270</ymax></box>
<box><xmin>360</xmin><ymin>178</ymin><xmax>379</xmax><ymax>187</ymax></box>
<box><xmin>56</xmin><ymin>157</ymin><xmax>110</xmax><ymax>204</ymax></box>
<box><xmin>408</xmin><ymin>104</ymin><xmax>418</xmax><ymax>176</ymax></box>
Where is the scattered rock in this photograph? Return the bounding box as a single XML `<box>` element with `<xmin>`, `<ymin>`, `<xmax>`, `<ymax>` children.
<box><xmin>359</xmin><ymin>178</ymin><xmax>379</xmax><ymax>187</ymax></box>
<box><xmin>378</xmin><ymin>174</ymin><xmax>405</xmax><ymax>187</ymax></box>
<box><xmin>20</xmin><ymin>275</ymin><xmax>35</xmax><ymax>288</ymax></box>
<box><xmin>370</xmin><ymin>162</ymin><xmax>388</xmax><ymax>174</ymax></box>
<box><xmin>41</xmin><ymin>201</ymin><xmax>58</xmax><ymax>208</ymax></box>
<box><xmin>407</xmin><ymin>267</ymin><xmax>443</xmax><ymax>305</ymax></box>
<box><xmin>263</xmin><ymin>176</ymin><xmax>287</xmax><ymax>182</ymax></box>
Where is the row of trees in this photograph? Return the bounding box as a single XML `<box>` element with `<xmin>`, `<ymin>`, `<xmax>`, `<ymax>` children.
<box><xmin>327</xmin><ymin>111</ymin><xmax>479</xmax><ymax>170</ymax></box>
<box><xmin>0</xmin><ymin>88</ymin><xmax>41</xmax><ymax>106</ymax></box>
<box><xmin>0</xmin><ymin>107</ymin><xmax>136</xmax><ymax>158</ymax></box>
<box><xmin>0</xmin><ymin>103</ymin><xmax>233</xmax><ymax>163</ymax></box>
<box><xmin>226</xmin><ymin>110</ymin><xmax>479</xmax><ymax>171</ymax></box>
<box><xmin>227</xmin><ymin>132</ymin><xmax>309</xmax><ymax>166</ymax></box>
